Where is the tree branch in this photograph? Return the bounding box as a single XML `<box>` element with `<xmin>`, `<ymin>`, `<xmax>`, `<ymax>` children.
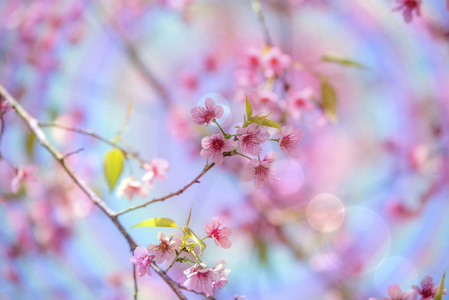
<box><xmin>115</xmin><ymin>163</ymin><xmax>215</xmax><ymax>216</ymax></box>
<box><xmin>0</xmin><ymin>84</ymin><xmax>188</xmax><ymax>300</ymax></box>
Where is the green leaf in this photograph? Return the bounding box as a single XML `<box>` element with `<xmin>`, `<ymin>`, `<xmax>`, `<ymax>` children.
<box><xmin>245</xmin><ymin>95</ymin><xmax>253</xmax><ymax>119</ymax></box>
<box><xmin>435</xmin><ymin>272</ymin><xmax>446</xmax><ymax>300</ymax></box>
<box><xmin>260</xmin><ymin>118</ymin><xmax>282</xmax><ymax>129</ymax></box>
<box><xmin>103</xmin><ymin>148</ymin><xmax>124</xmax><ymax>191</ymax></box>
<box><xmin>322</xmin><ymin>55</ymin><xmax>366</xmax><ymax>69</ymax></box>
<box><xmin>186</xmin><ymin>227</ymin><xmax>206</xmax><ymax>256</ymax></box>
<box><xmin>25</xmin><ymin>132</ymin><xmax>36</xmax><ymax>159</ymax></box>
<box><xmin>131</xmin><ymin>217</ymin><xmax>179</xmax><ymax>229</ymax></box>
<box><xmin>321</xmin><ymin>79</ymin><xmax>338</xmax><ymax>123</ymax></box>
<box><xmin>248</xmin><ymin>116</ymin><xmax>263</xmax><ymax>126</ymax></box>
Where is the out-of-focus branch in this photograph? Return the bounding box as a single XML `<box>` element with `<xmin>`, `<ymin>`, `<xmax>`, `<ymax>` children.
<box><xmin>39</xmin><ymin>122</ymin><xmax>148</xmax><ymax>165</ymax></box>
<box><xmin>92</xmin><ymin>0</ymin><xmax>173</xmax><ymax>106</ymax></box>
<box><xmin>0</xmin><ymin>84</ymin><xmax>189</xmax><ymax>300</ymax></box>
<box><xmin>252</xmin><ymin>0</ymin><xmax>273</xmax><ymax>47</ymax></box>
<box><xmin>115</xmin><ymin>163</ymin><xmax>215</xmax><ymax>216</ymax></box>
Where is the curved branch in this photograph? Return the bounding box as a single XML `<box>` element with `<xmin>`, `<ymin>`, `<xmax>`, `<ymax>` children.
<box><xmin>0</xmin><ymin>84</ymin><xmax>188</xmax><ymax>300</ymax></box>
<box><xmin>115</xmin><ymin>163</ymin><xmax>215</xmax><ymax>216</ymax></box>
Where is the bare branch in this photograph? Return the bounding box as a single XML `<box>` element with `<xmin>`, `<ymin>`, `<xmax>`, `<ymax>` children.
<box><xmin>0</xmin><ymin>83</ymin><xmax>189</xmax><ymax>300</ymax></box>
<box><xmin>115</xmin><ymin>163</ymin><xmax>215</xmax><ymax>216</ymax></box>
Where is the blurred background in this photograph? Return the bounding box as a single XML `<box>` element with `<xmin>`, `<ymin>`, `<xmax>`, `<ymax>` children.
<box><xmin>1</xmin><ymin>0</ymin><xmax>449</xmax><ymax>299</ymax></box>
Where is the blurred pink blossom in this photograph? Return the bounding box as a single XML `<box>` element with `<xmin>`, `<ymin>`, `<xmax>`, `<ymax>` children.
<box><xmin>412</xmin><ymin>275</ymin><xmax>446</xmax><ymax>300</ymax></box>
<box><xmin>183</xmin><ymin>261</ymin><xmax>230</xmax><ymax>297</ymax></box>
<box><xmin>383</xmin><ymin>284</ymin><xmax>418</xmax><ymax>300</ymax></box>
<box><xmin>279</xmin><ymin>125</ymin><xmax>303</xmax><ymax>158</ymax></box>
<box><xmin>393</xmin><ymin>0</ymin><xmax>421</xmax><ymax>23</ymax></box>
<box><xmin>287</xmin><ymin>88</ymin><xmax>314</xmax><ymax>120</ymax></box>
<box><xmin>205</xmin><ymin>217</ymin><xmax>232</xmax><ymax>249</ymax></box>
<box><xmin>142</xmin><ymin>158</ymin><xmax>169</xmax><ymax>188</ymax></box>
<box><xmin>11</xmin><ymin>165</ymin><xmax>36</xmax><ymax>194</ymax></box>
<box><xmin>116</xmin><ymin>176</ymin><xmax>148</xmax><ymax>201</ymax></box>
<box><xmin>261</xmin><ymin>47</ymin><xmax>292</xmax><ymax>78</ymax></box>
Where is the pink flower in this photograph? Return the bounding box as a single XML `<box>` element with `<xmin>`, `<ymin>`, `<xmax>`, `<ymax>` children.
<box><xmin>412</xmin><ymin>275</ymin><xmax>446</xmax><ymax>300</ymax></box>
<box><xmin>279</xmin><ymin>125</ymin><xmax>303</xmax><ymax>158</ymax></box>
<box><xmin>201</xmin><ymin>134</ymin><xmax>235</xmax><ymax>165</ymax></box>
<box><xmin>256</xmin><ymin>89</ymin><xmax>279</xmax><ymax>111</ymax></box>
<box><xmin>0</xmin><ymin>98</ymin><xmax>11</xmax><ymax>113</ymax></box>
<box><xmin>183</xmin><ymin>261</ymin><xmax>230</xmax><ymax>297</ymax></box>
<box><xmin>191</xmin><ymin>97</ymin><xmax>224</xmax><ymax>126</ymax></box>
<box><xmin>287</xmin><ymin>88</ymin><xmax>315</xmax><ymax>120</ymax></box>
<box><xmin>147</xmin><ymin>232</ymin><xmax>178</xmax><ymax>264</ymax></box>
<box><xmin>11</xmin><ymin>165</ymin><xmax>36</xmax><ymax>194</ymax></box>
<box><xmin>383</xmin><ymin>285</ymin><xmax>417</xmax><ymax>300</ymax></box>
<box><xmin>261</xmin><ymin>47</ymin><xmax>292</xmax><ymax>78</ymax></box>
<box><xmin>244</xmin><ymin>47</ymin><xmax>262</xmax><ymax>72</ymax></box>
<box><xmin>241</xmin><ymin>152</ymin><xmax>279</xmax><ymax>189</ymax></box>
<box><xmin>236</xmin><ymin>124</ymin><xmax>269</xmax><ymax>156</ymax></box>
<box><xmin>116</xmin><ymin>176</ymin><xmax>148</xmax><ymax>201</ymax></box>
<box><xmin>205</xmin><ymin>217</ymin><xmax>232</xmax><ymax>249</ymax></box>
<box><xmin>142</xmin><ymin>158</ymin><xmax>169</xmax><ymax>188</ymax></box>
<box><xmin>130</xmin><ymin>246</ymin><xmax>154</xmax><ymax>277</ymax></box>
<box><xmin>393</xmin><ymin>0</ymin><xmax>421</xmax><ymax>23</ymax></box>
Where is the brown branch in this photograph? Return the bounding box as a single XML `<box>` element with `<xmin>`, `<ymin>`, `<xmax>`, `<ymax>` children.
<box><xmin>0</xmin><ymin>84</ymin><xmax>188</xmax><ymax>300</ymax></box>
<box><xmin>39</xmin><ymin>122</ymin><xmax>148</xmax><ymax>165</ymax></box>
<box><xmin>115</xmin><ymin>163</ymin><xmax>215</xmax><ymax>216</ymax></box>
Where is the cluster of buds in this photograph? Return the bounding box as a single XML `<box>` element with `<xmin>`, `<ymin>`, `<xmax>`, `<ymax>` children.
<box><xmin>130</xmin><ymin>213</ymin><xmax>232</xmax><ymax>297</ymax></box>
<box><xmin>116</xmin><ymin>158</ymin><xmax>169</xmax><ymax>201</ymax></box>
<box><xmin>191</xmin><ymin>97</ymin><xmax>303</xmax><ymax>189</ymax></box>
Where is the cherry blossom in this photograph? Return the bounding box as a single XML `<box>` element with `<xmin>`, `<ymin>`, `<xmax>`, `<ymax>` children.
<box><xmin>287</xmin><ymin>88</ymin><xmax>314</xmax><ymax>120</ymax></box>
<box><xmin>236</xmin><ymin>123</ymin><xmax>269</xmax><ymax>156</ymax></box>
<box><xmin>183</xmin><ymin>261</ymin><xmax>230</xmax><ymax>297</ymax></box>
<box><xmin>200</xmin><ymin>134</ymin><xmax>235</xmax><ymax>165</ymax></box>
<box><xmin>129</xmin><ymin>246</ymin><xmax>155</xmax><ymax>277</ymax></box>
<box><xmin>11</xmin><ymin>165</ymin><xmax>36</xmax><ymax>194</ymax></box>
<box><xmin>383</xmin><ymin>285</ymin><xmax>418</xmax><ymax>300</ymax></box>
<box><xmin>279</xmin><ymin>125</ymin><xmax>303</xmax><ymax>158</ymax></box>
<box><xmin>116</xmin><ymin>176</ymin><xmax>148</xmax><ymax>201</ymax></box>
<box><xmin>191</xmin><ymin>97</ymin><xmax>224</xmax><ymax>126</ymax></box>
<box><xmin>261</xmin><ymin>47</ymin><xmax>292</xmax><ymax>78</ymax></box>
<box><xmin>393</xmin><ymin>0</ymin><xmax>421</xmax><ymax>23</ymax></box>
<box><xmin>205</xmin><ymin>217</ymin><xmax>232</xmax><ymax>249</ymax></box>
<box><xmin>241</xmin><ymin>152</ymin><xmax>279</xmax><ymax>189</ymax></box>
<box><xmin>147</xmin><ymin>232</ymin><xmax>178</xmax><ymax>264</ymax></box>
<box><xmin>142</xmin><ymin>158</ymin><xmax>169</xmax><ymax>188</ymax></box>
<box><xmin>412</xmin><ymin>275</ymin><xmax>446</xmax><ymax>300</ymax></box>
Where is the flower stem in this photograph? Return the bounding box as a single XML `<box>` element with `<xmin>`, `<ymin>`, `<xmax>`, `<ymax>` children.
<box><xmin>166</xmin><ymin>251</ymin><xmax>182</xmax><ymax>273</ymax></box>
<box><xmin>214</xmin><ymin>121</ymin><xmax>226</xmax><ymax>136</ymax></box>
<box><xmin>235</xmin><ymin>152</ymin><xmax>252</xmax><ymax>160</ymax></box>
<box><xmin>268</xmin><ymin>138</ymin><xmax>280</xmax><ymax>142</ymax></box>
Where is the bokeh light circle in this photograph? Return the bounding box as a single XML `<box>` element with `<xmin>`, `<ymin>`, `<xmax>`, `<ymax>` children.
<box><xmin>307</xmin><ymin>194</ymin><xmax>345</xmax><ymax>233</ymax></box>
<box><xmin>270</xmin><ymin>159</ymin><xmax>304</xmax><ymax>195</ymax></box>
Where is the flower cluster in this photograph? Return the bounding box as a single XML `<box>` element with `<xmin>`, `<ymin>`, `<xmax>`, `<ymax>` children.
<box><xmin>369</xmin><ymin>275</ymin><xmax>446</xmax><ymax>300</ymax></box>
<box><xmin>191</xmin><ymin>97</ymin><xmax>303</xmax><ymax>189</ymax></box>
<box><xmin>130</xmin><ymin>216</ymin><xmax>232</xmax><ymax>298</ymax></box>
<box><xmin>116</xmin><ymin>158</ymin><xmax>169</xmax><ymax>201</ymax></box>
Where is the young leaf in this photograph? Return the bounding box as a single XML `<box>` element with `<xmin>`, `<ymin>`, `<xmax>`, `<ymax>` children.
<box><xmin>321</xmin><ymin>79</ymin><xmax>338</xmax><ymax>123</ymax></box>
<box><xmin>131</xmin><ymin>217</ymin><xmax>179</xmax><ymax>229</ymax></box>
<box><xmin>261</xmin><ymin>118</ymin><xmax>282</xmax><ymax>129</ymax></box>
<box><xmin>435</xmin><ymin>272</ymin><xmax>446</xmax><ymax>300</ymax></box>
<box><xmin>248</xmin><ymin>116</ymin><xmax>263</xmax><ymax>126</ymax></box>
<box><xmin>245</xmin><ymin>95</ymin><xmax>253</xmax><ymax>119</ymax></box>
<box><xmin>186</xmin><ymin>227</ymin><xmax>206</xmax><ymax>256</ymax></box>
<box><xmin>322</xmin><ymin>54</ymin><xmax>366</xmax><ymax>69</ymax></box>
<box><xmin>103</xmin><ymin>148</ymin><xmax>124</xmax><ymax>191</ymax></box>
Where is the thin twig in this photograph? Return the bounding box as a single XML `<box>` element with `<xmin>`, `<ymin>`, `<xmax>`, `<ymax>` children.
<box><xmin>133</xmin><ymin>264</ymin><xmax>138</xmax><ymax>300</ymax></box>
<box><xmin>115</xmin><ymin>163</ymin><xmax>215</xmax><ymax>216</ymax></box>
<box><xmin>0</xmin><ymin>84</ymin><xmax>188</xmax><ymax>300</ymax></box>
<box><xmin>62</xmin><ymin>148</ymin><xmax>84</xmax><ymax>159</ymax></box>
<box><xmin>39</xmin><ymin>122</ymin><xmax>148</xmax><ymax>165</ymax></box>
<box><xmin>252</xmin><ymin>0</ymin><xmax>273</xmax><ymax>47</ymax></box>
